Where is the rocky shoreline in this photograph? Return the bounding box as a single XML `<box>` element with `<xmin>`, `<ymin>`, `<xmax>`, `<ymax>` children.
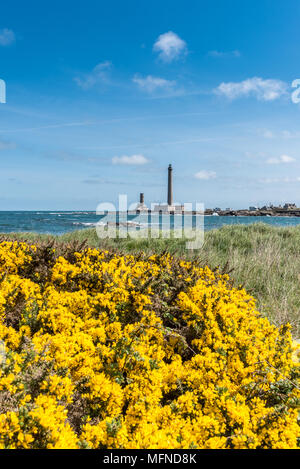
<box><xmin>205</xmin><ymin>208</ymin><xmax>300</xmax><ymax>217</ymax></box>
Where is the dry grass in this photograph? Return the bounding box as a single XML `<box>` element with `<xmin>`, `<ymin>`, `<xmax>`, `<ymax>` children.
<box><xmin>1</xmin><ymin>222</ymin><xmax>300</xmax><ymax>336</ymax></box>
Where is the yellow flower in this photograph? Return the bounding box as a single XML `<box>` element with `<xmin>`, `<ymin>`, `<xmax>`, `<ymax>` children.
<box><xmin>0</xmin><ymin>240</ymin><xmax>298</xmax><ymax>449</ymax></box>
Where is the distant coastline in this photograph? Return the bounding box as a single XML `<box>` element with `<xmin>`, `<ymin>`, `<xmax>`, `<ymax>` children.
<box><xmin>2</xmin><ymin>211</ymin><xmax>300</xmax><ymax>235</ymax></box>
<box><xmin>204</xmin><ymin>206</ymin><xmax>300</xmax><ymax>217</ymax></box>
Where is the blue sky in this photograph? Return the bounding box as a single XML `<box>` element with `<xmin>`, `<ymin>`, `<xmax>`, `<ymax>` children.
<box><xmin>1</xmin><ymin>0</ymin><xmax>300</xmax><ymax>210</ymax></box>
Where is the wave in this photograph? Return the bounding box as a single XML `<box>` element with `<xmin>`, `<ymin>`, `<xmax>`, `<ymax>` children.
<box><xmin>49</xmin><ymin>212</ymin><xmax>93</xmax><ymax>215</ymax></box>
<box><xmin>72</xmin><ymin>222</ymin><xmax>98</xmax><ymax>226</ymax></box>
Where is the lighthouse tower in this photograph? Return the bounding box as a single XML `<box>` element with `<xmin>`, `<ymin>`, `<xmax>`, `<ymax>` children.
<box><xmin>168</xmin><ymin>164</ymin><xmax>173</xmax><ymax>207</ymax></box>
<box><xmin>135</xmin><ymin>192</ymin><xmax>148</xmax><ymax>211</ymax></box>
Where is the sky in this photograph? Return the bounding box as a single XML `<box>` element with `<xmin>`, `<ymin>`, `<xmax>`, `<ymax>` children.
<box><xmin>1</xmin><ymin>0</ymin><xmax>300</xmax><ymax>210</ymax></box>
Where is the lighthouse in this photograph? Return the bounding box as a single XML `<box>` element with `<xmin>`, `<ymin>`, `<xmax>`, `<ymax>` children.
<box><xmin>134</xmin><ymin>164</ymin><xmax>183</xmax><ymax>213</ymax></box>
<box><xmin>168</xmin><ymin>164</ymin><xmax>173</xmax><ymax>207</ymax></box>
<box><xmin>151</xmin><ymin>164</ymin><xmax>178</xmax><ymax>212</ymax></box>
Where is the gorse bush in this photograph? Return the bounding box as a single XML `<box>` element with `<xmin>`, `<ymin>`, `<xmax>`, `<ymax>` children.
<box><xmin>4</xmin><ymin>223</ymin><xmax>300</xmax><ymax>337</ymax></box>
<box><xmin>0</xmin><ymin>240</ymin><xmax>299</xmax><ymax>449</ymax></box>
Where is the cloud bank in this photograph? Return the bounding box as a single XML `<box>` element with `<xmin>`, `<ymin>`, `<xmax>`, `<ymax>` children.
<box><xmin>215</xmin><ymin>77</ymin><xmax>287</xmax><ymax>101</ymax></box>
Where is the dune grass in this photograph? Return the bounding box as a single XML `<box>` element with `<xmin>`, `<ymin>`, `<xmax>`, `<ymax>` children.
<box><xmin>1</xmin><ymin>222</ymin><xmax>300</xmax><ymax>337</ymax></box>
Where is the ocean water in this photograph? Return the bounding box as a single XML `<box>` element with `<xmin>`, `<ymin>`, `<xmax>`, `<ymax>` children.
<box><xmin>1</xmin><ymin>211</ymin><xmax>300</xmax><ymax>235</ymax></box>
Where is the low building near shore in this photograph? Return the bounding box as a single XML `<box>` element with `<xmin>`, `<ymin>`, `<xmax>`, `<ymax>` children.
<box><xmin>283</xmin><ymin>203</ymin><xmax>297</xmax><ymax>210</ymax></box>
<box><xmin>152</xmin><ymin>203</ymin><xmax>185</xmax><ymax>213</ymax></box>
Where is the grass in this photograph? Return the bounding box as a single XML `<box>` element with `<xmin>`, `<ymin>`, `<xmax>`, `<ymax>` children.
<box><xmin>1</xmin><ymin>222</ymin><xmax>300</xmax><ymax>337</ymax></box>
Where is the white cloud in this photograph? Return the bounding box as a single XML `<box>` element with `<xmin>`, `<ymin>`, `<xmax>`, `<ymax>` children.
<box><xmin>74</xmin><ymin>61</ymin><xmax>111</xmax><ymax>89</ymax></box>
<box><xmin>153</xmin><ymin>31</ymin><xmax>187</xmax><ymax>62</ymax></box>
<box><xmin>266</xmin><ymin>154</ymin><xmax>295</xmax><ymax>164</ymax></box>
<box><xmin>132</xmin><ymin>75</ymin><xmax>175</xmax><ymax>93</ymax></box>
<box><xmin>0</xmin><ymin>28</ymin><xmax>15</xmax><ymax>46</ymax></box>
<box><xmin>208</xmin><ymin>50</ymin><xmax>240</xmax><ymax>58</ymax></box>
<box><xmin>215</xmin><ymin>77</ymin><xmax>287</xmax><ymax>101</ymax></box>
<box><xmin>112</xmin><ymin>154</ymin><xmax>149</xmax><ymax>165</ymax></box>
<box><xmin>279</xmin><ymin>154</ymin><xmax>295</xmax><ymax>163</ymax></box>
<box><xmin>194</xmin><ymin>170</ymin><xmax>216</xmax><ymax>180</ymax></box>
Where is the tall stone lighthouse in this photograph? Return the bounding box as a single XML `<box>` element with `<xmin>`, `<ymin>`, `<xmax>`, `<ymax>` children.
<box><xmin>152</xmin><ymin>163</ymin><xmax>179</xmax><ymax>212</ymax></box>
<box><xmin>168</xmin><ymin>164</ymin><xmax>173</xmax><ymax>207</ymax></box>
<box><xmin>135</xmin><ymin>163</ymin><xmax>184</xmax><ymax>213</ymax></box>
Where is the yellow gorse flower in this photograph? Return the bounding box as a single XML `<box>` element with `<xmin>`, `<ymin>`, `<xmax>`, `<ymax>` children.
<box><xmin>0</xmin><ymin>240</ymin><xmax>299</xmax><ymax>449</ymax></box>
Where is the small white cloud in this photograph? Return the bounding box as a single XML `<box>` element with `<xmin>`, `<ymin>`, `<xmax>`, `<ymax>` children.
<box><xmin>74</xmin><ymin>61</ymin><xmax>111</xmax><ymax>89</ymax></box>
<box><xmin>266</xmin><ymin>154</ymin><xmax>296</xmax><ymax>164</ymax></box>
<box><xmin>214</xmin><ymin>77</ymin><xmax>287</xmax><ymax>101</ymax></box>
<box><xmin>281</xmin><ymin>155</ymin><xmax>295</xmax><ymax>163</ymax></box>
<box><xmin>194</xmin><ymin>170</ymin><xmax>216</xmax><ymax>180</ymax></box>
<box><xmin>112</xmin><ymin>154</ymin><xmax>149</xmax><ymax>165</ymax></box>
<box><xmin>208</xmin><ymin>50</ymin><xmax>240</xmax><ymax>58</ymax></box>
<box><xmin>153</xmin><ymin>31</ymin><xmax>187</xmax><ymax>62</ymax></box>
<box><xmin>0</xmin><ymin>28</ymin><xmax>15</xmax><ymax>46</ymax></box>
<box><xmin>132</xmin><ymin>74</ymin><xmax>175</xmax><ymax>93</ymax></box>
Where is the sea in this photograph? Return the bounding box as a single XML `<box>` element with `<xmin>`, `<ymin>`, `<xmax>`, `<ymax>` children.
<box><xmin>1</xmin><ymin>211</ymin><xmax>300</xmax><ymax>235</ymax></box>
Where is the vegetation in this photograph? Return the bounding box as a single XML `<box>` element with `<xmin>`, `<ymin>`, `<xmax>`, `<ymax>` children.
<box><xmin>0</xmin><ymin>240</ymin><xmax>299</xmax><ymax>448</ymax></box>
<box><xmin>2</xmin><ymin>222</ymin><xmax>300</xmax><ymax>337</ymax></box>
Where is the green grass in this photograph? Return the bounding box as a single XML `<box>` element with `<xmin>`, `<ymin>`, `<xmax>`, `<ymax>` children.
<box><xmin>2</xmin><ymin>222</ymin><xmax>300</xmax><ymax>337</ymax></box>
